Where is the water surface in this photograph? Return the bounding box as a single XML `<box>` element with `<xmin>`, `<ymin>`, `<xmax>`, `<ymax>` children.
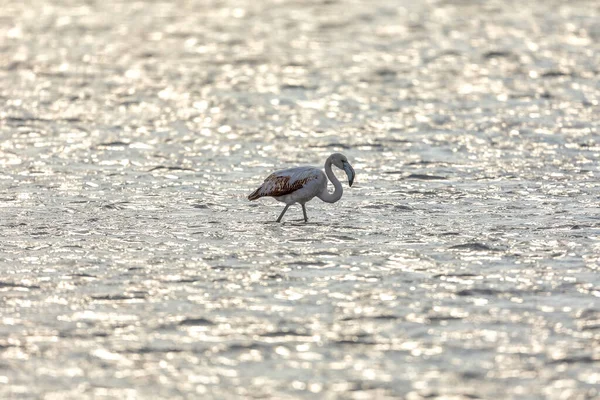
<box><xmin>1</xmin><ymin>0</ymin><xmax>599</xmax><ymax>398</ymax></box>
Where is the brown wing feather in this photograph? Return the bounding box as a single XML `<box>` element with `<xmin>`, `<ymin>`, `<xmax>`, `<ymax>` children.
<box><xmin>248</xmin><ymin>174</ymin><xmax>315</xmax><ymax>200</ymax></box>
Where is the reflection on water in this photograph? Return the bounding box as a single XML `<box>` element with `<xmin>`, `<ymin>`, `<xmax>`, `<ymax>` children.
<box><xmin>1</xmin><ymin>0</ymin><xmax>599</xmax><ymax>398</ymax></box>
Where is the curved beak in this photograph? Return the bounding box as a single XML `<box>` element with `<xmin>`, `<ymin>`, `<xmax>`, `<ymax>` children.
<box><xmin>343</xmin><ymin>162</ymin><xmax>355</xmax><ymax>187</ymax></box>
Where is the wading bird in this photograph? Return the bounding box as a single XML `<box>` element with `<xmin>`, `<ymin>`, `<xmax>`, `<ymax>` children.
<box><xmin>248</xmin><ymin>153</ymin><xmax>355</xmax><ymax>223</ymax></box>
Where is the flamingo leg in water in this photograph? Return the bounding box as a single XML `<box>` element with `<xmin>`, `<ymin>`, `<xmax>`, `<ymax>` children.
<box><xmin>301</xmin><ymin>204</ymin><xmax>308</xmax><ymax>222</ymax></box>
<box><xmin>276</xmin><ymin>204</ymin><xmax>290</xmax><ymax>223</ymax></box>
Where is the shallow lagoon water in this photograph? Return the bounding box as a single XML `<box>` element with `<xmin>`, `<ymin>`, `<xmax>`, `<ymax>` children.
<box><xmin>1</xmin><ymin>0</ymin><xmax>599</xmax><ymax>398</ymax></box>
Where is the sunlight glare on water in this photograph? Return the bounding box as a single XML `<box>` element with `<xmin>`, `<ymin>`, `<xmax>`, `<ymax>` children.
<box><xmin>1</xmin><ymin>0</ymin><xmax>599</xmax><ymax>399</ymax></box>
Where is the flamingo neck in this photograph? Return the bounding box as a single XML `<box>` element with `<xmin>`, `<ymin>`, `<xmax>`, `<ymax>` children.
<box><xmin>318</xmin><ymin>156</ymin><xmax>343</xmax><ymax>203</ymax></box>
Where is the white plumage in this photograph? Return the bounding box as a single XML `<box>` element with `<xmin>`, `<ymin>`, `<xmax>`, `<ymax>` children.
<box><xmin>248</xmin><ymin>153</ymin><xmax>355</xmax><ymax>223</ymax></box>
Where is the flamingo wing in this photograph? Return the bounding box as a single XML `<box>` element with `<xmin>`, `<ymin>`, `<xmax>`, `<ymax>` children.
<box><xmin>248</xmin><ymin>167</ymin><xmax>321</xmax><ymax>200</ymax></box>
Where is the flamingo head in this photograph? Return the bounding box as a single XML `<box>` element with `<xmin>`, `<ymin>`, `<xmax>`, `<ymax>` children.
<box><xmin>331</xmin><ymin>153</ymin><xmax>355</xmax><ymax>187</ymax></box>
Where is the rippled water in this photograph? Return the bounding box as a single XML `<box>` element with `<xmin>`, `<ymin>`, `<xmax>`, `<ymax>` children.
<box><xmin>1</xmin><ymin>0</ymin><xmax>599</xmax><ymax>398</ymax></box>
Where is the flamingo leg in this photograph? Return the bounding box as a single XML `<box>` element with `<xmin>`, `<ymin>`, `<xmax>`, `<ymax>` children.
<box><xmin>276</xmin><ymin>204</ymin><xmax>290</xmax><ymax>223</ymax></box>
<box><xmin>301</xmin><ymin>204</ymin><xmax>308</xmax><ymax>222</ymax></box>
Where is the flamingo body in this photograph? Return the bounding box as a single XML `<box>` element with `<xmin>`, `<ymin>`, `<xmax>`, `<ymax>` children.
<box><xmin>248</xmin><ymin>166</ymin><xmax>326</xmax><ymax>205</ymax></box>
<box><xmin>248</xmin><ymin>153</ymin><xmax>355</xmax><ymax>222</ymax></box>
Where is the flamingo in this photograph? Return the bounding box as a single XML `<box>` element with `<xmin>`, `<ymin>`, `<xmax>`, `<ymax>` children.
<box><xmin>248</xmin><ymin>153</ymin><xmax>355</xmax><ymax>223</ymax></box>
